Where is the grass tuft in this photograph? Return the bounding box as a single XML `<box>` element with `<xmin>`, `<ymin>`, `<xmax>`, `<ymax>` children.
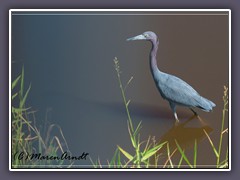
<box><xmin>12</xmin><ymin>67</ymin><xmax>72</xmax><ymax>168</ymax></box>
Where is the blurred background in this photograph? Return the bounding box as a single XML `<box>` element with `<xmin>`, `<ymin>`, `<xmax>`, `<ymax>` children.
<box><xmin>11</xmin><ymin>11</ymin><xmax>229</xmax><ymax>167</ymax></box>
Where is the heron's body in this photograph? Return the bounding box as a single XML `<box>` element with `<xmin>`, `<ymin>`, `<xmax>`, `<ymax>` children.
<box><xmin>127</xmin><ymin>31</ymin><xmax>216</xmax><ymax>123</ymax></box>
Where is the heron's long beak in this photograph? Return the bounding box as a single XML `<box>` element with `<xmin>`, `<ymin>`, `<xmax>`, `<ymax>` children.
<box><xmin>126</xmin><ymin>34</ymin><xmax>146</xmax><ymax>41</ymax></box>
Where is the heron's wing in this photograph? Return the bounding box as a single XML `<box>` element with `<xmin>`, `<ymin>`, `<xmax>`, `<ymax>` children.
<box><xmin>158</xmin><ymin>74</ymin><xmax>201</xmax><ymax>107</ymax></box>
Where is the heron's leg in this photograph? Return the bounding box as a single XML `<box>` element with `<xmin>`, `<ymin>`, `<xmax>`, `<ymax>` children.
<box><xmin>190</xmin><ymin>108</ymin><xmax>204</xmax><ymax>123</ymax></box>
<box><xmin>169</xmin><ymin>102</ymin><xmax>179</xmax><ymax>123</ymax></box>
<box><xmin>174</xmin><ymin>112</ymin><xmax>179</xmax><ymax>123</ymax></box>
<box><xmin>190</xmin><ymin>108</ymin><xmax>198</xmax><ymax>116</ymax></box>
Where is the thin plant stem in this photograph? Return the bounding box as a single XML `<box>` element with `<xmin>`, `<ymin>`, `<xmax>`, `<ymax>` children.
<box><xmin>114</xmin><ymin>57</ymin><xmax>134</xmax><ymax>133</ymax></box>
<box><xmin>217</xmin><ymin>86</ymin><xmax>228</xmax><ymax>167</ymax></box>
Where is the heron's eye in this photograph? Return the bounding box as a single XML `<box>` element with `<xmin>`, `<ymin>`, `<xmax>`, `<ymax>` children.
<box><xmin>144</xmin><ymin>34</ymin><xmax>149</xmax><ymax>38</ymax></box>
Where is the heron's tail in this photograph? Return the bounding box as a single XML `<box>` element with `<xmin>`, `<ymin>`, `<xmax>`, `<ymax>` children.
<box><xmin>197</xmin><ymin>96</ymin><xmax>216</xmax><ymax>112</ymax></box>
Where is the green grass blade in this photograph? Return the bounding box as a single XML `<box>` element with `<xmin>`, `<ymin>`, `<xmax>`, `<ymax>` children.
<box><xmin>178</xmin><ymin>152</ymin><xmax>184</xmax><ymax>168</ymax></box>
<box><xmin>133</xmin><ymin>121</ymin><xmax>142</xmax><ymax>137</ymax></box>
<box><xmin>225</xmin><ymin>146</ymin><xmax>228</xmax><ymax>163</ymax></box>
<box><xmin>141</xmin><ymin>149</ymin><xmax>158</xmax><ymax>162</ymax></box>
<box><xmin>126</xmin><ymin>99</ymin><xmax>131</xmax><ymax>107</ymax></box>
<box><xmin>89</xmin><ymin>157</ymin><xmax>98</xmax><ymax>168</ymax></box>
<box><xmin>203</xmin><ymin>129</ymin><xmax>219</xmax><ymax>158</ymax></box>
<box><xmin>12</xmin><ymin>92</ymin><xmax>18</xmax><ymax>100</ymax></box>
<box><xmin>167</xmin><ymin>143</ymin><xmax>174</xmax><ymax>168</ymax></box>
<box><xmin>20</xmin><ymin>66</ymin><xmax>24</xmax><ymax>98</ymax></box>
<box><xmin>194</xmin><ymin>139</ymin><xmax>197</xmax><ymax>168</ymax></box>
<box><xmin>124</xmin><ymin>76</ymin><xmax>133</xmax><ymax>91</ymax></box>
<box><xmin>109</xmin><ymin>148</ymin><xmax>119</xmax><ymax>167</ymax></box>
<box><xmin>118</xmin><ymin>145</ymin><xmax>133</xmax><ymax>161</ymax></box>
<box><xmin>127</xmin><ymin>121</ymin><xmax>137</xmax><ymax>148</ymax></box>
<box><xmin>12</xmin><ymin>107</ymin><xmax>30</xmax><ymax>113</ymax></box>
<box><xmin>141</xmin><ymin>141</ymin><xmax>167</xmax><ymax>161</ymax></box>
<box><xmin>143</xmin><ymin>136</ymin><xmax>151</xmax><ymax>154</ymax></box>
<box><xmin>218</xmin><ymin>147</ymin><xmax>228</xmax><ymax>168</ymax></box>
<box><xmin>175</xmin><ymin>139</ymin><xmax>193</xmax><ymax>168</ymax></box>
<box><xmin>20</xmin><ymin>84</ymin><xmax>31</xmax><ymax>108</ymax></box>
<box><xmin>117</xmin><ymin>150</ymin><xmax>122</xmax><ymax>168</ymax></box>
<box><xmin>219</xmin><ymin>163</ymin><xmax>228</xmax><ymax>168</ymax></box>
<box><xmin>12</xmin><ymin>75</ymin><xmax>21</xmax><ymax>90</ymax></box>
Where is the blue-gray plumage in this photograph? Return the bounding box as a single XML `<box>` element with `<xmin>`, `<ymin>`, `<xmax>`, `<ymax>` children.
<box><xmin>127</xmin><ymin>31</ymin><xmax>216</xmax><ymax>123</ymax></box>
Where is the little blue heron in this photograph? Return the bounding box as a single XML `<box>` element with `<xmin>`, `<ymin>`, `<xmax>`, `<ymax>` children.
<box><xmin>127</xmin><ymin>31</ymin><xmax>216</xmax><ymax>123</ymax></box>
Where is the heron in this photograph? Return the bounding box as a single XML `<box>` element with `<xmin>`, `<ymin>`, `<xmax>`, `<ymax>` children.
<box><xmin>127</xmin><ymin>31</ymin><xmax>216</xmax><ymax>123</ymax></box>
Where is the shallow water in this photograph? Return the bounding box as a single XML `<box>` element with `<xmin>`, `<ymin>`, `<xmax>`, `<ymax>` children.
<box><xmin>12</xmin><ymin>11</ymin><xmax>229</xmax><ymax>167</ymax></box>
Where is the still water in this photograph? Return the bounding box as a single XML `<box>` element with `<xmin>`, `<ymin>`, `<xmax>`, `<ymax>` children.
<box><xmin>12</xmin><ymin>11</ymin><xmax>229</xmax><ymax>167</ymax></box>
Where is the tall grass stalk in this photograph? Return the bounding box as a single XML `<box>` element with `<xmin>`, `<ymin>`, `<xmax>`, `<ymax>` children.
<box><xmin>113</xmin><ymin>57</ymin><xmax>167</xmax><ymax>168</ymax></box>
<box><xmin>203</xmin><ymin>86</ymin><xmax>228</xmax><ymax>168</ymax></box>
<box><xmin>217</xmin><ymin>86</ymin><xmax>228</xmax><ymax>167</ymax></box>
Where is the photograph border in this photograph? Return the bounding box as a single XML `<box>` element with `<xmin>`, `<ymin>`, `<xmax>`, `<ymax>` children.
<box><xmin>9</xmin><ymin>9</ymin><xmax>231</xmax><ymax>172</ymax></box>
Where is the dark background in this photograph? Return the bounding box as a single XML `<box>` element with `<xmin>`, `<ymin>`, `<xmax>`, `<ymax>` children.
<box><xmin>0</xmin><ymin>0</ymin><xmax>239</xmax><ymax>180</ymax></box>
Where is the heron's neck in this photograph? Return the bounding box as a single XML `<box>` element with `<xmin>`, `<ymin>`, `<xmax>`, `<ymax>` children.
<box><xmin>150</xmin><ymin>40</ymin><xmax>160</xmax><ymax>73</ymax></box>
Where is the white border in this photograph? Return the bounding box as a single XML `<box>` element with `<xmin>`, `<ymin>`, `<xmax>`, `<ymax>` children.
<box><xmin>9</xmin><ymin>9</ymin><xmax>231</xmax><ymax>172</ymax></box>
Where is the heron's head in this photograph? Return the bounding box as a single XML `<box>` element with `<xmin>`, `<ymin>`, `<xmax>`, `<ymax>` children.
<box><xmin>127</xmin><ymin>31</ymin><xmax>158</xmax><ymax>43</ymax></box>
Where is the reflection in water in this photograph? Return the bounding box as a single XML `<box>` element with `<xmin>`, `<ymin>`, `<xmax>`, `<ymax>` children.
<box><xmin>157</xmin><ymin>115</ymin><xmax>213</xmax><ymax>163</ymax></box>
